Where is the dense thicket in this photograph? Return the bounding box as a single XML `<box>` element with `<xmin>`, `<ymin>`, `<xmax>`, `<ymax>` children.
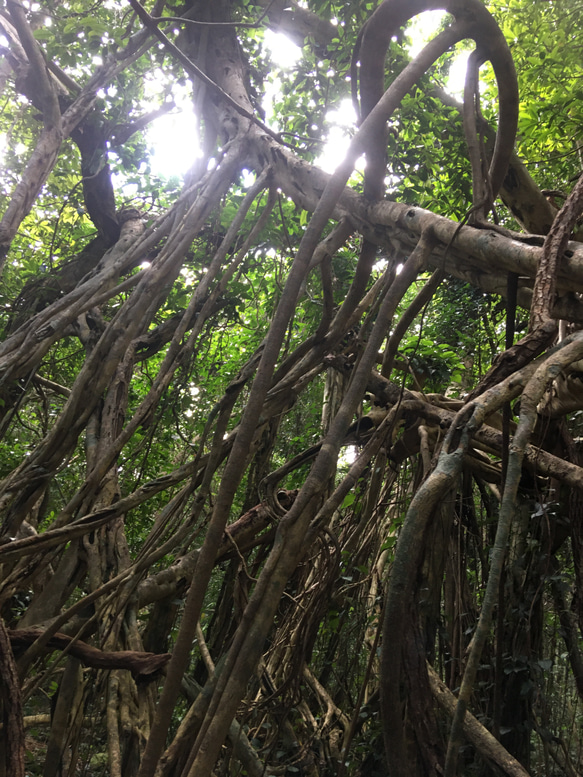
<box><xmin>0</xmin><ymin>1</ymin><xmax>583</xmax><ymax>776</ymax></box>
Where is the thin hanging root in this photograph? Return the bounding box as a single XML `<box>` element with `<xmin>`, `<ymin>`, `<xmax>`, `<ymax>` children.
<box><xmin>379</xmin><ymin>346</ymin><xmax>549</xmax><ymax>777</ymax></box>
<box><xmin>180</xmin><ymin>226</ymin><xmax>433</xmax><ymax>777</ymax></box>
<box><xmin>443</xmin><ymin>333</ymin><xmax>583</xmax><ymax>777</ymax></box>
<box><xmin>463</xmin><ymin>50</ymin><xmax>495</xmax><ymax>222</ymax></box>
<box><xmin>468</xmin><ymin>172</ymin><xmax>583</xmax><ymax>402</ymax></box>
<box><xmin>0</xmin><ymin>618</ymin><xmax>25</xmax><ymax>777</ymax></box>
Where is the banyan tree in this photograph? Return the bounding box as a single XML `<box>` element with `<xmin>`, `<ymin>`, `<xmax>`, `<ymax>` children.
<box><xmin>0</xmin><ymin>0</ymin><xmax>582</xmax><ymax>775</ymax></box>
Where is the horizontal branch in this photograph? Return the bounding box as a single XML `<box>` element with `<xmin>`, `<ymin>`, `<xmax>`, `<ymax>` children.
<box><xmin>260</xmin><ymin>133</ymin><xmax>583</xmax><ymax>318</ymax></box>
<box><xmin>9</xmin><ymin>629</ymin><xmax>170</xmax><ymax>678</ymax></box>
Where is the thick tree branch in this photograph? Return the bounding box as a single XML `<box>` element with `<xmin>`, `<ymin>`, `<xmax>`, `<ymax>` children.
<box><xmin>10</xmin><ymin>629</ymin><xmax>170</xmax><ymax>677</ymax></box>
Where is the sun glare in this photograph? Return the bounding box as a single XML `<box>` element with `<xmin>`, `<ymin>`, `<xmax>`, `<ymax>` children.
<box><xmin>408</xmin><ymin>10</ymin><xmax>449</xmax><ymax>57</ymax></box>
<box><xmin>339</xmin><ymin>445</ymin><xmax>357</xmax><ymax>467</ymax></box>
<box><xmin>143</xmin><ymin>14</ymin><xmax>470</xmax><ymax>180</ymax></box>
<box><xmin>264</xmin><ymin>29</ymin><xmax>302</xmax><ymax>68</ymax></box>
<box><xmin>447</xmin><ymin>50</ymin><xmax>471</xmax><ymax>96</ymax></box>
<box><xmin>314</xmin><ymin>14</ymin><xmax>474</xmax><ymax>175</ymax></box>
<box><xmin>147</xmin><ymin>109</ymin><xmax>201</xmax><ymax>178</ymax></box>
<box><xmin>407</xmin><ymin>12</ymin><xmax>474</xmax><ymax>95</ymax></box>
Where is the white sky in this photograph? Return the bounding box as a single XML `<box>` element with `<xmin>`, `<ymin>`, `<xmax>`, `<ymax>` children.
<box><xmin>146</xmin><ymin>13</ymin><xmax>471</xmax><ymax>178</ymax></box>
<box><xmin>147</xmin><ymin>109</ymin><xmax>201</xmax><ymax>177</ymax></box>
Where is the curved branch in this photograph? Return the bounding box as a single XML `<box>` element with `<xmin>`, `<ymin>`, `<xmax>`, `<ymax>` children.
<box><xmin>356</xmin><ymin>0</ymin><xmax>518</xmax><ymax>205</ymax></box>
